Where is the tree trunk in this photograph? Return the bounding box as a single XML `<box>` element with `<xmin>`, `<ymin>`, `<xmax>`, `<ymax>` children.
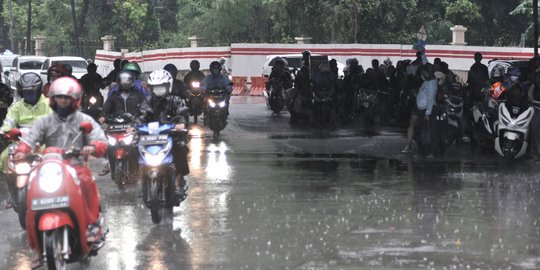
<box><xmin>78</xmin><ymin>0</ymin><xmax>90</xmax><ymax>34</ymax></box>
<box><xmin>26</xmin><ymin>0</ymin><xmax>31</xmax><ymax>55</ymax></box>
<box><xmin>70</xmin><ymin>0</ymin><xmax>80</xmax><ymax>55</ymax></box>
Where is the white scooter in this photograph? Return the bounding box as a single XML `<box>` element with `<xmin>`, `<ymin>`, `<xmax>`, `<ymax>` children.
<box><xmin>494</xmin><ymin>102</ymin><xmax>534</xmax><ymax>160</ymax></box>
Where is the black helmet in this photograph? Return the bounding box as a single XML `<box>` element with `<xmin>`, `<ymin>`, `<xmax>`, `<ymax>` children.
<box><xmin>275</xmin><ymin>57</ymin><xmax>287</xmax><ymax>67</ymax></box>
<box><xmin>190</xmin><ymin>60</ymin><xmax>200</xmax><ymax>71</ymax></box>
<box><xmin>163</xmin><ymin>63</ymin><xmax>178</xmax><ymax>78</ymax></box>
<box><xmin>210</xmin><ymin>61</ymin><xmax>222</xmax><ymax>75</ymax></box>
<box><xmin>87</xmin><ymin>63</ymin><xmax>97</xmax><ymax>73</ymax></box>
<box><xmin>17</xmin><ymin>72</ymin><xmax>43</xmax><ymax>96</ymax></box>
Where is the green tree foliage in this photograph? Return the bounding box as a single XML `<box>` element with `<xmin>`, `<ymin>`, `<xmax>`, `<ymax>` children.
<box><xmin>0</xmin><ymin>0</ymin><xmax>532</xmax><ymax>54</ymax></box>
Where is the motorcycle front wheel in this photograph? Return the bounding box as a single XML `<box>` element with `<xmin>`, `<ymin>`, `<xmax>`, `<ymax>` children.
<box><xmin>45</xmin><ymin>229</ymin><xmax>66</xmax><ymax>270</ymax></box>
<box><xmin>17</xmin><ymin>188</ymin><xmax>26</xmax><ymax>230</ymax></box>
<box><xmin>149</xmin><ymin>179</ymin><xmax>163</xmax><ymax>224</ymax></box>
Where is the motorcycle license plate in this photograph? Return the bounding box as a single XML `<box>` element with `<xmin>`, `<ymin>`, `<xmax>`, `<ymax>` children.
<box><xmin>109</xmin><ymin>124</ymin><xmax>130</xmax><ymax>132</ymax></box>
<box><xmin>31</xmin><ymin>196</ymin><xmax>70</xmax><ymax>211</ymax></box>
<box><xmin>139</xmin><ymin>134</ymin><xmax>168</xmax><ymax>145</ymax></box>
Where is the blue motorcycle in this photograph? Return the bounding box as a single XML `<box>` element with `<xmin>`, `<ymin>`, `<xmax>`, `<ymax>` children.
<box><xmin>137</xmin><ymin>121</ymin><xmax>187</xmax><ymax>224</ymax></box>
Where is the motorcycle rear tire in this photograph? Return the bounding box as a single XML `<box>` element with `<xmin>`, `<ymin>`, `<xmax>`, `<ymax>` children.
<box><xmin>194</xmin><ymin>114</ymin><xmax>198</xmax><ymax>124</ymax></box>
<box><xmin>45</xmin><ymin>229</ymin><xmax>66</xmax><ymax>270</ymax></box>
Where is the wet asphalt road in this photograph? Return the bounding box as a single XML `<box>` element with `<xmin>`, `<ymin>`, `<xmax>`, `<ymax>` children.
<box><xmin>2</xmin><ymin>96</ymin><xmax>540</xmax><ymax>269</ymax></box>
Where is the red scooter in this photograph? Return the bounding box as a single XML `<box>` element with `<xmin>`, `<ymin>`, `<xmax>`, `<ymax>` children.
<box><xmin>24</xmin><ymin>123</ymin><xmax>106</xmax><ymax>270</ymax></box>
<box><xmin>4</xmin><ymin>127</ymin><xmax>37</xmax><ymax>230</ymax></box>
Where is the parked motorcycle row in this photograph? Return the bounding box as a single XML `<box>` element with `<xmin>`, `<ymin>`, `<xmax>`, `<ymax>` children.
<box><xmin>263</xmin><ymin>53</ymin><xmax>540</xmax><ymax>161</ymax></box>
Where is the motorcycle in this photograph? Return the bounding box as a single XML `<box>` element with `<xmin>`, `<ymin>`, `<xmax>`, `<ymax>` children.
<box><xmin>443</xmin><ymin>94</ymin><xmax>464</xmax><ymax>146</ymax></box>
<box><xmin>4</xmin><ymin>127</ymin><xmax>37</xmax><ymax>229</ymax></box>
<box><xmin>137</xmin><ymin>122</ymin><xmax>188</xmax><ymax>224</ymax></box>
<box><xmin>471</xmin><ymin>97</ymin><xmax>499</xmax><ymax>152</ymax></box>
<box><xmin>355</xmin><ymin>88</ymin><xmax>379</xmax><ymax>128</ymax></box>
<box><xmin>106</xmin><ymin>113</ymin><xmax>137</xmax><ymax>189</ymax></box>
<box><xmin>206</xmin><ymin>87</ymin><xmax>229</xmax><ymax>139</ymax></box>
<box><xmin>81</xmin><ymin>94</ymin><xmax>103</xmax><ymax>122</ymax></box>
<box><xmin>25</xmin><ymin>122</ymin><xmax>106</xmax><ymax>269</ymax></box>
<box><xmin>494</xmin><ymin>102</ymin><xmax>534</xmax><ymax>160</ymax></box>
<box><xmin>265</xmin><ymin>79</ymin><xmax>285</xmax><ymax>116</ymax></box>
<box><xmin>394</xmin><ymin>88</ymin><xmax>417</xmax><ymax>128</ymax></box>
<box><xmin>413</xmin><ymin>106</ymin><xmax>448</xmax><ymax>156</ymax></box>
<box><xmin>310</xmin><ymin>90</ymin><xmax>333</xmax><ymax>128</ymax></box>
<box><xmin>187</xmin><ymin>81</ymin><xmax>204</xmax><ymax>124</ymax></box>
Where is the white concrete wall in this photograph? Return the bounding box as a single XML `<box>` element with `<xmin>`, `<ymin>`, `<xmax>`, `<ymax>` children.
<box><xmin>94</xmin><ymin>43</ymin><xmax>535</xmax><ymax>80</ymax></box>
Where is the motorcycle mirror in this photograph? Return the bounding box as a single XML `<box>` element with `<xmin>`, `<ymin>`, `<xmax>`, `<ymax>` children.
<box><xmin>79</xmin><ymin>122</ymin><xmax>93</xmax><ymax>134</ymax></box>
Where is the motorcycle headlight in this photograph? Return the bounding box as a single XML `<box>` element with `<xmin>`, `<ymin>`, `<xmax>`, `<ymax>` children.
<box><xmin>208</xmin><ymin>100</ymin><xmax>216</xmax><ymax>108</ymax></box>
<box><xmin>15</xmin><ymin>162</ymin><xmax>31</xmax><ymax>174</ymax></box>
<box><xmin>191</xmin><ymin>81</ymin><xmax>200</xmax><ymax>88</ymax></box>
<box><xmin>108</xmin><ymin>136</ymin><xmax>117</xmax><ymax>146</ymax></box>
<box><xmin>38</xmin><ymin>163</ymin><xmax>63</xmax><ymax>194</ymax></box>
<box><xmin>144</xmin><ymin>152</ymin><xmax>166</xmax><ymax>167</ymax></box>
<box><xmin>121</xmin><ymin>134</ymin><xmax>134</xmax><ymax>145</ymax></box>
<box><xmin>89</xmin><ymin>97</ymin><xmax>97</xmax><ymax>105</ymax></box>
<box><xmin>219</xmin><ymin>101</ymin><xmax>226</xmax><ymax>108</ymax></box>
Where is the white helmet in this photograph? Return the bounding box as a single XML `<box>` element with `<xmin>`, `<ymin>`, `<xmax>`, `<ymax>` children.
<box><xmin>491</xmin><ymin>65</ymin><xmax>505</xmax><ymax>79</ymax></box>
<box><xmin>218</xmin><ymin>57</ymin><xmax>226</xmax><ymax>65</ymax></box>
<box><xmin>147</xmin><ymin>69</ymin><xmax>172</xmax><ymax>97</ymax></box>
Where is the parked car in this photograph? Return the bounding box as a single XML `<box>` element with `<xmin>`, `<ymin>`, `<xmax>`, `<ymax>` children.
<box><xmin>7</xmin><ymin>56</ymin><xmax>46</xmax><ymax>93</ymax></box>
<box><xmin>40</xmin><ymin>56</ymin><xmax>88</xmax><ymax>82</ymax></box>
<box><xmin>262</xmin><ymin>54</ymin><xmax>346</xmax><ymax>78</ymax></box>
<box><xmin>0</xmin><ymin>51</ymin><xmax>19</xmax><ymax>85</ymax></box>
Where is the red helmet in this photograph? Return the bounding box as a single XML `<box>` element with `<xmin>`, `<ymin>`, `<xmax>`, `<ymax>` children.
<box><xmin>48</xmin><ymin>77</ymin><xmax>83</xmax><ymax>110</ymax></box>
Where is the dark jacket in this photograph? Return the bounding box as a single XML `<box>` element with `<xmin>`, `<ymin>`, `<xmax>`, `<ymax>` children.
<box><xmin>171</xmin><ymin>79</ymin><xmax>189</xmax><ymax>99</ymax></box>
<box><xmin>184</xmin><ymin>71</ymin><xmax>206</xmax><ymax>89</ymax></box>
<box><xmin>268</xmin><ymin>68</ymin><xmax>293</xmax><ymax>90</ymax></box>
<box><xmin>79</xmin><ymin>73</ymin><xmax>104</xmax><ymax>95</ymax></box>
<box><xmin>102</xmin><ymin>88</ymin><xmax>146</xmax><ymax>118</ymax></box>
<box><xmin>135</xmin><ymin>95</ymin><xmax>187</xmax><ymax>126</ymax></box>
<box><xmin>467</xmin><ymin>63</ymin><xmax>489</xmax><ymax>89</ymax></box>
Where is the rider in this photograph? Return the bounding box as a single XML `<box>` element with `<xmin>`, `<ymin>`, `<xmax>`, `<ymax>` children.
<box><xmin>80</xmin><ymin>63</ymin><xmax>104</xmax><ymax>95</ymax></box>
<box><xmin>183</xmin><ymin>60</ymin><xmax>206</xmax><ymax>89</ymax></box>
<box><xmin>132</xmin><ymin>70</ymin><xmax>190</xmax><ymax>201</ymax></box>
<box><xmin>108</xmin><ymin>62</ymin><xmax>148</xmax><ymax>97</ymax></box>
<box><xmin>487</xmin><ymin>65</ymin><xmax>507</xmax><ymax>100</ymax></box>
<box><xmin>101</xmin><ymin>71</ymin><xmax>146</xmax><ymax>121</ymax></box>
<box><xmin>201</xmin><ymin>61</ymin><xmax>233</xmax><ymax>100</ymax></box>
<box><xmin>14</xmin><ymin>77</ymin><xmax>107</xmax><ymax>244</ymax></box>
<box><xmin>42</xmin><ymin>63</ymin><xmax>68</xmax><ymax>97</ymax></box>
<box><xmin>267</xmin><ymin>57</ymin><xmax>293</xmax><ymax>91</ymax></box>
<box><xmin>164</xmin><ymin>63</ymin><xmax>189</xmax><ymax>99</ymax></box>
<box><xmin>103</xmin><ymin>58</ymin><xmax>122</xmax><ymax>86</ymax></box>
<box><xmin>98</xmin><ymin>70</ymin><xmax>146</xmax><ymax>176</ymax></box>
<box><xmin>218</xmin><ymin>57</ymin><xmax>231</xmax><ymax>77</ymax></box>
<box><xmin>0</xmin><ymin>73</ymin><xmax>51</xmax><ymax>208</ymax></box>
<box><xmin>79</xmin><ymin>63</ymin><xmax>105</xmax><ymax>107</ymax></box>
